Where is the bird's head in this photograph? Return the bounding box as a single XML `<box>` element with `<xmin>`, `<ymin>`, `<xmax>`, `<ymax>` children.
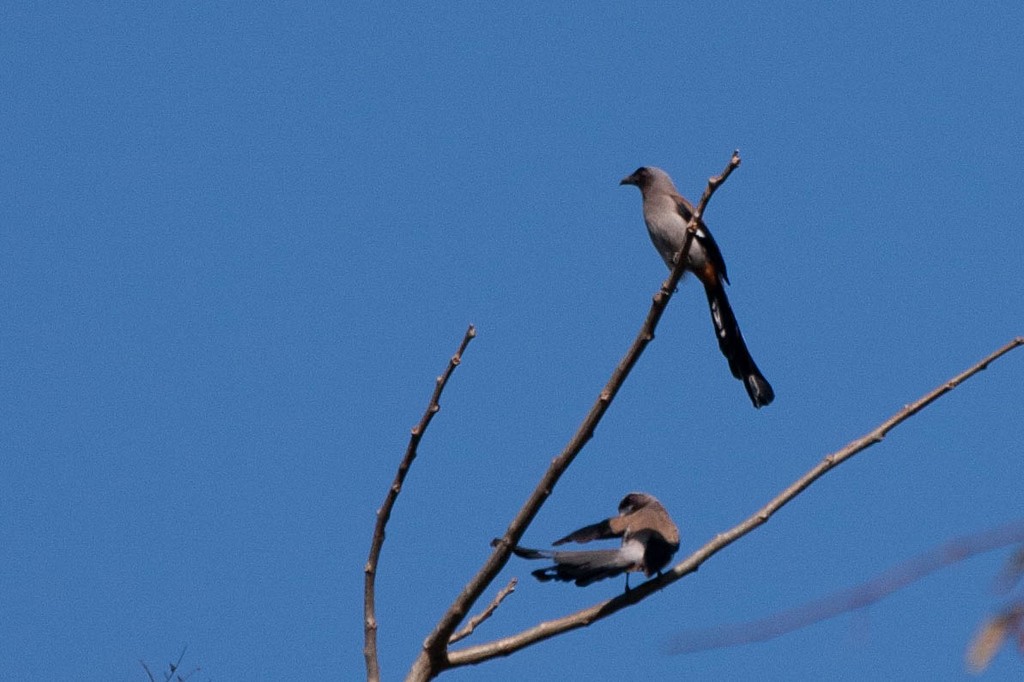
<box><xmin>618</xmin><ymin>492</ymin><xmax>654</xmax><ymax>515</ymax></box>
<box><xmin>620</xmin><ymin>166</ymin><xmax>672</xmax><ymax>191</ymax></box>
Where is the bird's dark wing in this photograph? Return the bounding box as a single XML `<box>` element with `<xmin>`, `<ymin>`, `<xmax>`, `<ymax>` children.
<box><xmin>552</xmin><ymin>515</ymin><xmax>627</xmax><ymax>545</ymax></box>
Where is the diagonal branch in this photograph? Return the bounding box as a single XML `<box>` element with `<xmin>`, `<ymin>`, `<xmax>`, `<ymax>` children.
<box><xmin>407</xmin><ymin>152</ymin><xmax>743</xmax><ymax>680</ymax></box>
<box><xmin>449</xmin><ymin>578</ymin><xmax>519</xmax><ymax>645</ymax></box>
<box><xmin>667</xmin><ymin>518</ymin><xmax>1024</xmax><ymax>653</ymax></box>
<box><xmin>364</xmin><ymin>324</ymin><xmax>477</xmax><ymax>682</ymax></box>
<box><xmin>442</xmin><ymin>337</ymin><xmax>1023</xmax><ymax>668</ymax></box>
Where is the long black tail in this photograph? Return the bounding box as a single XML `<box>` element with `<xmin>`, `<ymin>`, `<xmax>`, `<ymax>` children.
<box><xmin>703</xmin><ymin>282</ymin><xmax>774</xmax><ymax>408</ymax></box>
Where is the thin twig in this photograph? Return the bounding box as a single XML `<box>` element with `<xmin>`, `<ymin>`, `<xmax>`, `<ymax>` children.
<box><xmin>696</xmin><ymin>150</ymin><xmax>741</xmax><ymax>220</ymax></box>
<box><xmin>407</xmin><ymin>153</ymin><xmax>743</xmax><ymax>680</ymax></box>
<box><xmin>449</xmin><ymin>578</ymin><xmax>519</xmax><ymax>645</ymax></box>
<box><xmin>363</xmin><ymin>325</ymin><xmax>477</xmax><ymax>682</ymax></box>
<box><xmin>443</xmin><ymin>337</ymin><xmax>1023</xmax><ymax>668</ymax></box>
<box><xmin>140</xmin><ymin>646</ymin><xmax>190</xmax><ymax>682</ymax></box>
<box><xmin>667</xmin><ymin>519</ymin><xmax>1024</xmax><ymax>652</ymax></box>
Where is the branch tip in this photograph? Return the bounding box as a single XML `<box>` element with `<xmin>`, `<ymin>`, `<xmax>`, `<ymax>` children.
<box><xmin>365</xmin><ymin>327</ymin><xmax>477</xmax><ymax>680</ymax></box>
<box><xmin>449</xmin><ymin>578</ymin><xmax>519</xmax><ymax>645</ymax></box>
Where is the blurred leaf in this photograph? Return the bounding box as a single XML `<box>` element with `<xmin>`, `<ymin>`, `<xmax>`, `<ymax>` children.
<box><xmin>968</xmin><ymin>615</ymin><xmax>1009</xmax><ymax>673</ymax></box>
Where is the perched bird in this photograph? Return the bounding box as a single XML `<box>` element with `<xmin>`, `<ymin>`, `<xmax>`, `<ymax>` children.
<box><xmin>621</xmin><ymin>166</ymin><xmax>774</xmax><ymax>408</ymax></box>
<box><xmin>505</xmin><ymin>492</ymin><xmax>679</xmax><ymax>587</ymax></box>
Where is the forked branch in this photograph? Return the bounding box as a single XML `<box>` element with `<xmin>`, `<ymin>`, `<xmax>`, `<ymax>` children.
<box><xmin>442</xmin><ymin>337</ymin><xmax>1023</xmax><ymax>668</ymax></box>
<box><xmin>407</xmin><ymin>152</ymin><xmax>743</xmax><ymax>680</ymax></box>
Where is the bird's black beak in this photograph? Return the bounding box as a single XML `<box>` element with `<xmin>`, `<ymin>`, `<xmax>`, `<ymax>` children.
<box><xmin>620</xmin><ymin>174</ymin><xmax>636</xmax><ymax>186</ymax></box>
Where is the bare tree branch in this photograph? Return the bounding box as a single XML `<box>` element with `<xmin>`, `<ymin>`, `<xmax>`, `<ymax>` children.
<box><xmin>667</xmin><ymin>519</ymin><xmax>1024</xmax><ymax>653</ymax></box>
<box><xmin>442</xmin><ymin>337</ymin><xmax>1023</xmax><ymax>669</ymax></box>
<box><xmin>407</xmin><ymin>152</ymin><xmax>743</xmax><ymax>681</ymax></box>
<box><xmin>449</xmin><ymin>578</ymin><xmax>519</xmax><ymax>645</ymax></box>
<box><xmin>363</xmin><ymin>324</ymin><xmax>477</xmax><ymax>682</ymax></box>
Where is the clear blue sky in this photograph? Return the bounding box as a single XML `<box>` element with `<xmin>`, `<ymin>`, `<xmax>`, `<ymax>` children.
<box><xmin>3</xmin><ymin>3</ymin><xmax>1023</xmax><ymax>680</ymax></box>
